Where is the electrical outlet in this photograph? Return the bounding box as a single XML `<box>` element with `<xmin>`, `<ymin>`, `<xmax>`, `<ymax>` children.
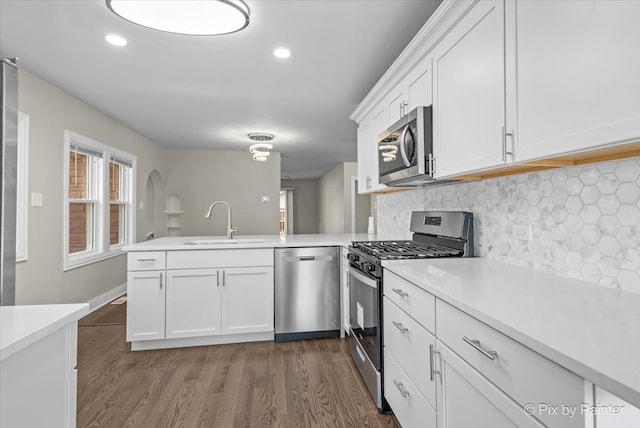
<box><xmin>512</xmin><ymin>224</ymin><xmax>532</xmax><ymax>241</ymax></box>
<box><xmin>261</xmin><ymin>196</ymin><xmax>270</xmax><ymax>203</ymax></box>
<box><xmin>31</xmin><ymin>192</ymin><xmax>43</xmax><ymax>207</ymax></box>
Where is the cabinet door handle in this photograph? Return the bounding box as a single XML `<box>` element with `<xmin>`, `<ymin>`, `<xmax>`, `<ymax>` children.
<box><xmin>429</xmin><ymin>344</ymin><xmax>441</xmax><ymax>381</ymax></box>
<box><xmin>392</xmin><ymin>288</ymin><xmax>408</xmax><ymax>297</ymax></box>
<box><xmin>159</xmin><ymin>272</ymin><xmax>163</xmax><ymax>289</ymax></box>
<box><xmin>502</xmin><ymin>126</ymin><xmax>514</xmax><ymax>161</ymax></box>
<box><xmin>402</xmin><ymin>101</ymin><xmax>408</xmax><ymax>116</ymax></box>
<box><xmin>138</xmin><ymin>258</ymin><xmax>156</xmax><ymax>262</ymax></box>
<box><xmin>216</xmin><ymin>270</ymin><xmax>220</xmax><ymax>287</ymax></box>
<box><xmin>399</xmin><ymin>102</ymin><xmax>403</xmax><ymax>117</ymax></box>
<box><xmin>428</xmin><ymin>153</ymin><xmax>435</xmax><ymax>178</ymax></box>
<box><xmin>393</xmin><ymin>380</ymin><xmax>410</xmax><ymax>398</ymax></box>
<box><xmin>222</xmin><ymin>270</ymin><xmax>226</xmax><ymax>287</ymax></box>
<box><xmin>392</xmin><ymin>321</ymin><xmax>408</xmax><ymax>334</ymax></box>
<box><xmin>463</xmin><ymin>336</ymin><xmax>498</xmax><ymax>360</ymax></box>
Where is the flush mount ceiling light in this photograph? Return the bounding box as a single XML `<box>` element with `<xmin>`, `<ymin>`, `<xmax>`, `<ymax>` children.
<box><xmin>105</xmin><ymin>33</ymin><xmax>128</xmax><ymax>46</ymax></box>
<box><xmin>105</xmin><ymin>0</ymin><xmax>250</xmax><ymax>36</ymax></box>
<box><xmin>248</xmin><ymin>132</ymin><xmax>275</xmax><ymax>142</ymax></box>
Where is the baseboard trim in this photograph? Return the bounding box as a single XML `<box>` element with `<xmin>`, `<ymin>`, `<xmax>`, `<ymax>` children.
<box><xmin>86</xmin><ymin>283</ymin><xmax>126</xmax><ymax>313</ymax></box>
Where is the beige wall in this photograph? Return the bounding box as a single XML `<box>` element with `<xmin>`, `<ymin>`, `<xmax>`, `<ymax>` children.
<box><xmin>281</xmin><ymin>179</ymin><xmax>319</xmax><ymax>234</ymax></box>
<box><xmin>16</xmin><ymin>69</ymin><xmax>167</xmax><ymax>305</ymax></box>
<box><xmin>164</xmin><ymin>150</ymin><xmax>280</xmax><ymax>237</ymax></box>
<box><xmin>318</xmin><ymin>163</ymin><xmax>345</xmax><ymax>234</ymax></box>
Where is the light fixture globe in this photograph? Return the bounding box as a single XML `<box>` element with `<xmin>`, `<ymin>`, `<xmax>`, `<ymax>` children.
<box><xmin>106</xmin><ymin>0</ymin><xmax>250</xmax><ymax>36</ymax></box>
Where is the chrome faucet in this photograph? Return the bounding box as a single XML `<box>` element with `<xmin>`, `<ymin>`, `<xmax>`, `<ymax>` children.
<box><xmin>205</xmin><ymin>200</ymin><xmax>238</xmax><ymax>239</ymax></box>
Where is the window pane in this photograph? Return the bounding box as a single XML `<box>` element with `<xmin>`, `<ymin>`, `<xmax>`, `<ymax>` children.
<box><xmin>69</xmin><ymin>203</ymin><xmax>94</xmax><ymax>254</ymax></box>
<box><xmin>69</xmin><ymin>151</ymin><xmax>89</xmax><ymax>199</ymax></box>
<box><xmin>110</xmin><ymin>203</ymin><xmax>126</xmax><ymax>245</ymax></box>
<box><xmin>109</xmin><ymin>162</ymin><xmax>121</xmax><ymax>202</ymax></box>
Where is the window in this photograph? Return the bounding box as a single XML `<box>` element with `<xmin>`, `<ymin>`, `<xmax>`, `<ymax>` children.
<box><xmin>64</xmin><ymin>131</ymin><xmax>136</xmax><ymax>270</ymax></box>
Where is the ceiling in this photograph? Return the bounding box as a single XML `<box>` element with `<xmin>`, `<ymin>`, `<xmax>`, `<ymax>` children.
<box><xmin>0</xmin><ymin>0</ymin><xmax>442</xmax><ymax>179</ymax></box>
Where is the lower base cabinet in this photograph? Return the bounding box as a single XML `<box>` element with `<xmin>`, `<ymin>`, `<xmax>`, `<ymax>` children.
<box><xmin>435</xmin><ymin>342</ymin><xmax>544</xmax><ymax>428</ymax></box>
<box><xmin>221</xmin><ymin>267</ymin><xmax>274</xmax><ymax>335</ymax></box>
<box><xmin>384</xmin><ymin>349</ymin><xmax>437</xmax><ymax>428</ymax></box>
<box><xmin>1</xmin><ymin>323</ymin><xmax>79</xmax><ymax>428</ymax></box>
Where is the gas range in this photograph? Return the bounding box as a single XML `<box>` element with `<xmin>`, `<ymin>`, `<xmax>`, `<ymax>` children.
<box><xmin>347</xmin><ymin>211</ymin><xmax>474</xmax><ymax>412</ymax></box>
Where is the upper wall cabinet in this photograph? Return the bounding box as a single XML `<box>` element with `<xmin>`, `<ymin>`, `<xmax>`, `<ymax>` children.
<box><xmin>506</xmin><ymin>0</ymin><xmax>640</xmax><ymax>162</ymax></box>
<box><xmin>386</xmin><ymin>56</ymin><xmax>434</xmax><ymax>126</ymax></box>
<box><xmin>432</xmin><ymin>0</ymin><xmax>507</xmax><ymax>178</ymax></box>
<box><xmin>357</xmin><ymin>103</ymin><xmax>387</xmax><ymax>193</ymax></box>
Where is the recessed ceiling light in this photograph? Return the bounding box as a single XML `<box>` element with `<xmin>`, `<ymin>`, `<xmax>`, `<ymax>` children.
<box><xmin>273</xmin><ymin>48</ymin><xmax>291</xmax><ymax>59</ymax></box>
<box><xmin>105</xmin><ymin>34</ymin><xmax>128</xmax><ymax>46</ymax></box>
<box><xmin>106</xmin><ymin>0</ymin><xmax>250</xmax><ymax>36</ymax></box>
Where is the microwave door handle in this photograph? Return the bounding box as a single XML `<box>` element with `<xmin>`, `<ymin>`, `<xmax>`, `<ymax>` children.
<box><xmin>399</xmin><ymin>124</ymin><xmax>412</xmax><ymax>167</ymax></box>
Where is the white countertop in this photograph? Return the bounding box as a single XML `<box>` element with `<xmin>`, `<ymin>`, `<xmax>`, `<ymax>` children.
<box><xmin>383</xmin><ymin>258</ymin><xmax>640</xmax><ymax>409</ymax></box>
<box><xmin>124</xmin><ymin>233</ymin><xmax>379</xmax><ymax>251</ymax></box>
<box><xmin>1</xmin><ymin>304</ymin><xmax>90</xmax><ymax>361</ymax></box>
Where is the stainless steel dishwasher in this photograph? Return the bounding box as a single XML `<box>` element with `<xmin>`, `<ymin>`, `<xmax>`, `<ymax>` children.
<box><xmin>274</xmin><ymin>246</ymin><xmax>340</xmax><ymax>342</ymax></box>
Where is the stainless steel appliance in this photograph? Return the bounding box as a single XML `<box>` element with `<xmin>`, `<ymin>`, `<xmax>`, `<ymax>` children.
<box><xmin>1</xmin><ymin>58</ymin><xmax>18</xmax><ymax>306</ymax></box>
<box><xmin>274</xmin><ymin>246</ymin><xmax>340</xmax><ymax>342</ymax></box>
<box><xmin>348</xmin><ymin>211</ymin><xmax>474</xmax><ymax>411</ymax></box>
<box><xmin>377</xmin><ymin>105</ymin><xmax>454</xmax><ymax>187</ymax></box>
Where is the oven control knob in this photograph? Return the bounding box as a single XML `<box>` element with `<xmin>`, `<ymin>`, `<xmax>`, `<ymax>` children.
<box><xmin>350</xmin><ymin>254</ymin><xmax>359</xmax><ymax>262</ymax></box>
<box><xmin>363</xmin><ymin>262</ymin><xmax>373</xmax><ymax>272</ymax></box>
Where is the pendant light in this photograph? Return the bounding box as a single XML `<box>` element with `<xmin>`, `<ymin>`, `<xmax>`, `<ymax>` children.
<box><xmin>106</xmin><ymin>0</ymin><xmax>250</xmax><ymax>36</ymax></box>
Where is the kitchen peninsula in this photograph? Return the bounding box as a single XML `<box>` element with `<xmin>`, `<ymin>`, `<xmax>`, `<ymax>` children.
<box><xmin>124</xmin><ymin>234</ymin><xmax>374</xmax><ymax>351</ymax></box>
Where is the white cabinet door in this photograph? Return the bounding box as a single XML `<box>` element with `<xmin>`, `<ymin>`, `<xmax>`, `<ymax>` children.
<box><xmin>387</xmin><ymin>86</ymin><xmax>407</xmax><ymax>125</ymax></box>
<box><xmin>406</xmin><ymin>56</ymin><xmax>432</xmax><ymax>112</ymax></box>
<box><xmin>594</xmin><ymin>386</ymin><xmax>640</xmax><ymax>428</ymax></box>
<box><xmin>357</xmin><ymin>103</ymin><xmax>387</xmax><ymax>194</ymax></box>
<box><xmin>436</xmin><ymin>342</ymin><xmax>544</xmax><ymax>428</ymax></box>
<box><xmin>341</xmin><ymin>247</ymin><xmax>350</xmax><ymax>335</ymax></box>
<box><xmin>165</xmin><ymin>269</ymin><xmax>221</xmax><ymax>339</ymax></box>
<box><xmin>507</xmin><ymin>0</ymin><xmax>640</xmax><ymax>162</ymax></box>
<box><xmin>221</xmin><ymin>267</ymin><xmax>274</xmax><ymax>335</ymax></box>
<box><xmin>127</xmin><ymin>271</ymin><xmax>165</xmax><ymax>341</ymax></box>
<box><xmin>432</xmin><ymin>0</ymin><xmax>506</xmax><ymax>178</ymax></box>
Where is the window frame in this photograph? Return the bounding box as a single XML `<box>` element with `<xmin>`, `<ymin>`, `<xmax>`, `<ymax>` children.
<box><xmin>63</xmin><ymin>130</ymin><xmax>136</xmax><ymax>270</ymax></box>
<box><xmin>16</xmin><ymin>112</ymin><xmax>29</xmax><ymax>262</ymax></box>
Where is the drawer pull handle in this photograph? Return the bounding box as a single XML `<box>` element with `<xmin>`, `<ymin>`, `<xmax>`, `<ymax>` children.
<box><xmin>392</xmin><ymin>321</ymin><xmax>408</xmax><ymax>334</ymax></box>
<box><xmin>429</xmin><ymin>344</ymin><xmax>441</xmax><ymax>381</ymax></box>
<box><xmin>392</xmin><ymin>288</ymin><xmax>408</xmax><ymax>297</ymax></box>
<box><xmin>138</xmin><ymin>258</ymin><xmax>157</xmax><ymax>262</ymax></box>
<box><xmin>463</xmin><ymin>336</ymin><xmax>498</xmax><ymax>360</ymax></box>
<box><xmin>393</xmin><ymin>380</ymin><xmax>410</xmax><ymax>398</ymax></box>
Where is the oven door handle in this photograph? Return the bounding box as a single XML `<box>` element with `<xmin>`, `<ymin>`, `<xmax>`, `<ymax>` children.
<box><xmin>350</xmin><ymin>269</ymin><xmax>378</xmax><ymax>289</ymax></box>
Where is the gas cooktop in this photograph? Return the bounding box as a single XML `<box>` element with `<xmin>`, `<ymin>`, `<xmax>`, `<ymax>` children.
<box><xmin>351</xmin><ymin>240</ymin><xmax>463</xmax><ymax>260</ymax></box>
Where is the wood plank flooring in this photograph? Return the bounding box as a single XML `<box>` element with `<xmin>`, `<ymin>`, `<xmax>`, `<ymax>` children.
<box><xmin>77</xmin><ymin>302</ymin><xmax>399</xmax><ymax>428</ymax></box>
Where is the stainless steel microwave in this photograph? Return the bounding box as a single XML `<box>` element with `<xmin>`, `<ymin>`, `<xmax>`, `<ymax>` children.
<box><xmin>377</xmin><ymin>105</ymin><xmax>437</xmax><ymax>187</ymax></box>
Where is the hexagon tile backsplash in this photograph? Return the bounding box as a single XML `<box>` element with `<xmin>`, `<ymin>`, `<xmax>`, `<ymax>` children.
<box><xmin>375</xmin><ymin>157</ymin><xmax>640</xmax><ymax>294</ymax></box>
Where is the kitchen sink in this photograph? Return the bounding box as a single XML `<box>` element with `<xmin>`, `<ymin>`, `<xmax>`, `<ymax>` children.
<box><xmin>184</xmin><ymin>238</ymin><xmax>265</xmax><ymax>245</ymax></box>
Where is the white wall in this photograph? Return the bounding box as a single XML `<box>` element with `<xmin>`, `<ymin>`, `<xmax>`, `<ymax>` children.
<box><xmin>281</xmin><ymin>179</ymin><xmax>319</xmax><ymax>234</ymax></box>
<box><xmin>317</xmin><ymin>162</ymin><xmax>361</xmax><ymax>234</ymax></box>
<box><xmin>16</xmin><ymin>69</ymin><xmax>167</xmax><ymax>304</ymax></box>
<box><xmin>163</xmin><ymin>149</ymin><xmax>280</xmax><ymax>237</ymax></box>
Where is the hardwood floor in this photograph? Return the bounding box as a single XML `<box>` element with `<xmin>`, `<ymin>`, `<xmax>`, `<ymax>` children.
<box><xmin>77</xmin><ymin>304</ymin><xmax>399</xmax><ymax>427</ymax></box>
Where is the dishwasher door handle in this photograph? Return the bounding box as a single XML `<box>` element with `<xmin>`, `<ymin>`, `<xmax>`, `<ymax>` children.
<box><xmin>299</xmin><ymin>256</ymin><xmax>315</xmax><ymax>261</ymax></box>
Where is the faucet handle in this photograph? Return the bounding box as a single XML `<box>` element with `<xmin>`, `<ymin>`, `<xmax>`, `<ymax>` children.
<box><xmin>230</xmin><ymin>227</ymin><xmax>238</xmax><ymax>235</ymax></box>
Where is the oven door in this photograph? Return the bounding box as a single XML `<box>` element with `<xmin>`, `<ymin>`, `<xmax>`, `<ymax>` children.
<box><xmin>349</xmin><ymin>267</ymin><xmax>381</xmax><ymax>369</ymax></box>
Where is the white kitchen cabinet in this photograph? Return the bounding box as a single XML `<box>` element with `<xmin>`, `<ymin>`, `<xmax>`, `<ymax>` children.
<box><xmin>593</xmin><ymin>386</ymin><xmax>640</xmax><ymax>428</ymax></box>
<box><xmin>165</xmin><ymin>269</ymin><xmax>221</xmax><ymax>339</ymax></box>
<box><xmin>435</xmin><ymin>342</ymin><xmax>544</xmax><ymax>428</ymax></box>
<box><xmin>506</xmin><ymin>0</ymin><xmax>640</xmax><ymax>162</ymax></box>
<box><xmin>221</xmin><ymin>267</ymin><xmax>274</xmax><ymax>335</ymax></box>
<box><xmin>126</xmin><ymin>270</ymin><xmax>166</xmax><ymax>341</ymax></box>
<box><xmin>1</xmin><ymin>322</ymin><xmax>80</xmax><ymax>428</ymax></box>
<box><xmin>340</xmin><ymin>246</ymin><xmax>350</xmax><ymax>336</ymax></box>
<box><xmin>386</xmin><ymin>55</ymin><xmax>433</xmax><ymax>126</ymax></box>
<box><xmin>432</xmin><ymin>0</ymin><xmax>507</xmax><ymax>178</ymax></box>
<box><xmin>357</xmin><ymin>103</ymin><xmax>387</xmax><ymax>193</ymax></box>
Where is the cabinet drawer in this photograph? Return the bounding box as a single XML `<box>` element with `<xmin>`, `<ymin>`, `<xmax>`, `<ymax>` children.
<box><xmin>436</xmin><ymin>300</ymin><xmax>589</xmax><ymax>428</ymax></box>
<box><xmin>384</xmin><ymin>270</ymin><xmax>435</xmax><ymax>334</ymax></box>
<box><xmin>383</xmin><ymin>297</ymin><xmax>436</xmax><ymax>407</ymax></box>
<box><xmin>384</xmin><ymin>349</ymin><xmax>436</xmax><ymax>428</ymax></box>
<box><xmin>167</xmin><ymin>249</ymin><xmax>273</xmax><ymax>269</ymax></box>
<box><xmin>127</xmin><ymin>251</ymin><xmax>166</xmax><ymax>271</ymax></box>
